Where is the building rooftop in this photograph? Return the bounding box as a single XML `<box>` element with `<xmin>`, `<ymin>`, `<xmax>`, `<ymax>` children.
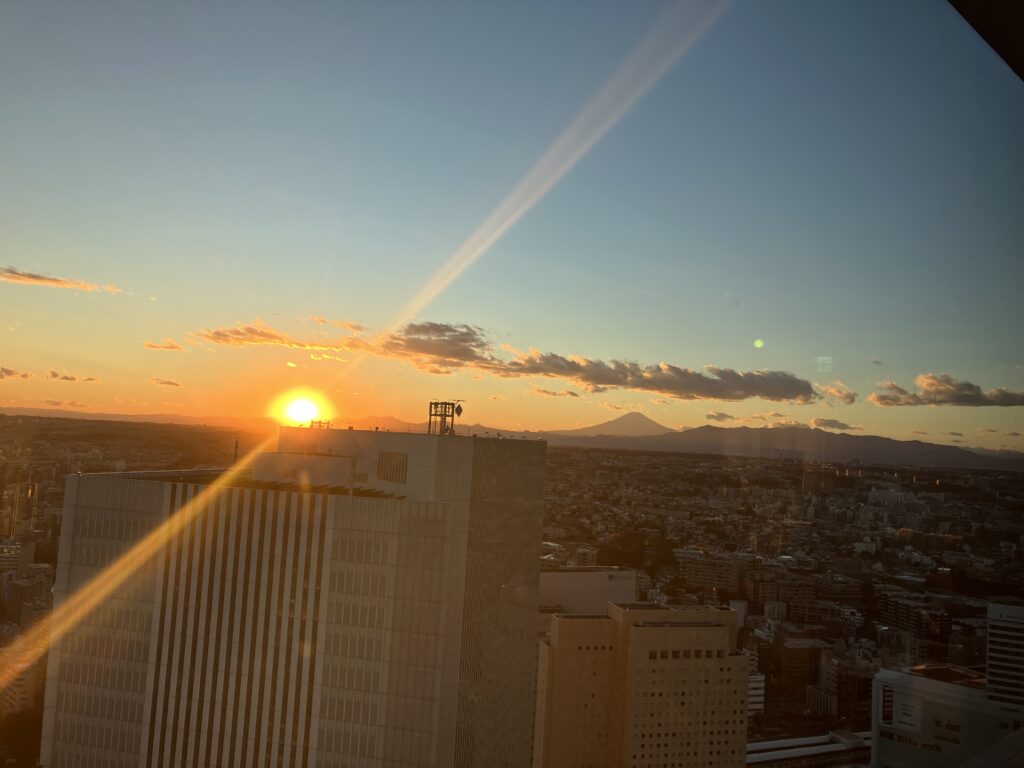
<box><xmin>905</xmin><ymin>663</ymin><xmax>987</xmax><ymax>689</ymax></box>
<box><xmin>612</xmin><ymin>602</ymin><xmax>669</xmax><ymax>611</ymax></box>
<box><xmin>541</xmin><ymin>565</ymin><xmax>633</xmax><ymax>573</ymax></box>
<box><xmin>89</xmin><ymin>469</ymin><xmax>404</xmax><ymax>498</ymax></box>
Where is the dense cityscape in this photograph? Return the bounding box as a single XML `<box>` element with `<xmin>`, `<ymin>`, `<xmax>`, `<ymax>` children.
<box><xmin>3</xmin><ymin>0</ymin><xmax>1022</xmax><ymax>765</ymax></box>
<box><xmin>1</xmin><ymin>413</ymin><xmax>1023</xmax><ymax>766</ymax></box>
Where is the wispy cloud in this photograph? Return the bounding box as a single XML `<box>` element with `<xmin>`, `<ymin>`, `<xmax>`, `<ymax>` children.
<box><xmin>600</xmin><ymin>402</ymin><xmax>636</xmax><ymax>412</ymax></box>
<box><xmin>870</xmin><ymin>373</ymin><xmax>1024</xmax><ymax>407</ymax></box>
<box><xmin>143</xmin><ymin>339</ymin><xmax>185</xmax><ymax>351</ymax></box>
<box><xmin>193</xmin><ymin>319</ymin><xmax>819</xmax><ymax>404</ymax></box>
<box><xmin>912</xmin><ymin>430</ymin><xmax>929</xmax><ymax>435</ymax></box>
<box><xmin>43</xmin><ymin>399</ymin><xmax>87</xmax><ymax>408</ymax></box>
<box><xmin>706</xmin><ymin>411</ymin><xmax>735</xmax><ymax>422</ymax></box>
<box><xmin>811</xmin><ymin>417</ymin><xmax>862</xmax><ymax>432</ymax></box>
<box><xmin>306</xmin><ymin>316</ymin><xmax>366</xmax><ymax>332</ymax></box>
<box><xmin>46</xmin><ymin>369</ymin><xmax>99</xmax><ymax>383</ymax></box>
<box><xmin>149</xmin><ymin>377</ymin><xmax>181</xmax><ymax>387</ymax></box>
<box><xmin>193</xmin><ymin>321</ymin><xmax>329</xmax><ymax>349</ymax></box>
<box><xmin>309</xmin><ymin>352</ymin><xmax>348</xmax><ymax>363</ymax></box>
<box><xmin>529</xmin><ymin>387</ymin><xmax>581</xmax><ymax>398</ymax></box>
<box><xmin>1</xmin><ymin>266</ymin><xmax>120</xmax><ymax>294</ymax></box>
<box><xmin>0</xmin><ymin>367</ymin><xmax>32</xmax><ymax>380</ymax></box>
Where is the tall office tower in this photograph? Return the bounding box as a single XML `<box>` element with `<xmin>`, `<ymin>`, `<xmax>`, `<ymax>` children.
<box><xmin>533</xmin><ymin>603</ymin><xmax>747</xmax><ymax>768</ymax></box>
<box><xmin>39</xmin><ymin>426</ymin><xmax>545</xmax><ymax>768</ymax></box>
<box><xmin>987</xmin><ymin>598</ymin><xmax>1024</xmax><ymax>706</ymax></box>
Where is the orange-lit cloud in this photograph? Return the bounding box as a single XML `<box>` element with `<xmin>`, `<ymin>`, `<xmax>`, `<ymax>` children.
<box><xmin>870</xmin><ymin>373</ymin><xmax>1024</xmax><ymax>407</ymax></box>
<box><xmin>46</xmin><ymin>369</ymin><xmax>99</xmax><ymax>382</ymax></box>
<box><xmin>43</xmin><ymin>399</ymin><xmax>87</xmax><ymax>408</ymax></box>
<box><xmin>143</xmin><ymin>339</ymin><xmax>184</xmax><ymax>351</ymax></box>
<box><xmin>149</xmin><ymin>377</ymin><xmax>181</xmax><ymax>387</ymax></box>
<box><xmin>191</xmin><ymin>319</ymin><xmax>819</xmax><ymax>404</ymax></box>
<box><xmin>0</xmin><ymin>367</ymin><xmax>32</xmax><ymax>380</ymax></box>
<box><xmin>0</xmin><ymin>266</ymin><xmax>121</xmax><ymax>293</ymax></box>
<box><xmin>816</xmin><ymin>380</ymin><xmax>857</xmax><ymax>405</ymax></box>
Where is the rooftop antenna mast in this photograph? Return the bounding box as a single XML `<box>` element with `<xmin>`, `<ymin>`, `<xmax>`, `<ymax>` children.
<box><xmin>427</xmin><ymin>400</ymin><xmax>463</xmax><ymax>435</ymax></box>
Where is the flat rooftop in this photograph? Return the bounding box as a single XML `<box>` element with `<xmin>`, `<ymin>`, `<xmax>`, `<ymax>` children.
<box><xmin>907</xmin><ymin>663</ymin><xmax>987</xmax><ymax>688</ymax></box>
<box><xmin>541</xmin><ymin>566</ymin><xmax>633</xmax><ymax>573</ymax></box>
<box><xmin>90</xmin><ymin>469</ymin><xmax>404</xmax><ymax>499</ymax></box>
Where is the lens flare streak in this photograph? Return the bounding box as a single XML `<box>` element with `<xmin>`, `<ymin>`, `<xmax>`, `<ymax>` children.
<box><xmin>389</xmin><ymin>0</ymin><xmax>730</xmax><ymax>330</ymax></box>
<box><xmin>0</xmin><ymin>436</ymin><xmax>275</xmax><ymax>693</ymax></box>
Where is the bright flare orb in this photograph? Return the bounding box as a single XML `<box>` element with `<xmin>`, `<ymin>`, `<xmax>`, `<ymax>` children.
<box><xmin>269</xmin><ymin>388</ymin><xmax>334</xmax><ymax>425</ymax></box>
<box><xmin>286</xmin><ymin>398</ymin><xmax>318</xmax><ymax>424</ymax></box>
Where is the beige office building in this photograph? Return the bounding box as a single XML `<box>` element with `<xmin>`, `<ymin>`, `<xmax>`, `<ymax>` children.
<box><xmin>40</xmin><ymin>426</ymin><xmax>545</xmax><ymax>768</ymax></box>
<box><xmin>534</xmin><ymin>603</ymin><xmax>747</xmax><ymax>768</ymax></box>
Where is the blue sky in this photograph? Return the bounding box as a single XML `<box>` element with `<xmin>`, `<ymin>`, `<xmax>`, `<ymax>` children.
<box><xmin>1</xmin><ymin>0</ymin><xmax>1022</xmax><ymax>444</ymax></box>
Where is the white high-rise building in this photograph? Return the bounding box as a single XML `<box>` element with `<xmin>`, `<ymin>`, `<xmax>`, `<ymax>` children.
<box><xmin>40</xmin><ymin>426</ymin><xmax>546</xmax><ymax>767</ymax></box>
<box><xmin>987</xmin><ymin>598</ymin><xmax>1024</xmax><ymax>706</ymax></box>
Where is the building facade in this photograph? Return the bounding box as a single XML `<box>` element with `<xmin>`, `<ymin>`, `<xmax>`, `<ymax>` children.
<box><xmin>40</xmin><ymin>427</ymin><xmax>546</xmax><ymax>768</ymax></box>
<box><xmin>533</xmin><ymin>603</ymin><xmax>747</xmax><ymax>768</ymax></box>
<box><xmin>986</xmin><ymin>599</ymin><xmax>1024</xmax><ymax>707</ymax></box>
<box><xmin>872</xmin><ymin>665</ymin><xmax>1024</xmax><ymax>768</ymax></box>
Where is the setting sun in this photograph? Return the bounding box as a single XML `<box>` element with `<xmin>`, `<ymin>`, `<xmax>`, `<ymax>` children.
<box><xmin>269</xmin><ymin>388</ymin><xmax>335</xmax><ymax>425</ymax></box>
<box><xmin>286</xmin><ymin>397</ymin><xmax>318</xmax><ymax>424</ymax></box>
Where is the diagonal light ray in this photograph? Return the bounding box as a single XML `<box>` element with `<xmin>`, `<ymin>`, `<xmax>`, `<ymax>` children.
<box><xmin>389</xmin><ymin>0</ymin><xmax>730</xmax><ymax>330</ymax></box>
<box><xmin>334</xmin><ymin>0</ymin><xmax>728</xmax><ymax>386</ymax></box>
<box><xmin>0</xmin><ymin>435</ymin><xmax>275</xmax><ymax>692</ymax></box>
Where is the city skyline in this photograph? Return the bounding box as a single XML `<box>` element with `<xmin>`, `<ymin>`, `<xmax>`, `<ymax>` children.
<box><xmin>2</xmin><ymin>0</ymin><xmax>1023</xmax><ymax>446</ymax></box>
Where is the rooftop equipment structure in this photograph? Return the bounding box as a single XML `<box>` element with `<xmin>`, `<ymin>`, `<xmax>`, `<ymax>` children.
<box><xmin>427</xmin><ymin>400</ymin><xmax>463</xmax><ymax>435</ymax></box>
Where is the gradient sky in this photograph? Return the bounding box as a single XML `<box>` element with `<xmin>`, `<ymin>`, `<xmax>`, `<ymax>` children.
<box><xmin>1</xmin><ymin>0</ymin><xmax>1023</xmax><ymax>446</ymax></box>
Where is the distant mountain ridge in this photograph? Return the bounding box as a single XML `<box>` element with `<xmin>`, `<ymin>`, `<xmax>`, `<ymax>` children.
<box><xmin>532</xmin><ymin>424</ymin><xmax>1024</xmax><ymax>471</ymax></box>
<box><xmin>3</xmin><ymin>407</ymin><xmax>1021</xmax><ymax>471</ymax></box>
<box><xmin>546</xmin><ymin>412</ymin><xmax>673</xmax><ymax>437</ymax></box>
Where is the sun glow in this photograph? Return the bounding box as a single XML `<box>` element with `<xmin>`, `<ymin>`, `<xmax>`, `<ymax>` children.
<box><xmin>270</xmin><ymin>388</ymin><xmax>335</xmax><ymax>425</ymax></box>
<box><xmin>287</xmin><ymin>398</ymin><xmax>317</xmax><ymax>423</ymax></box>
